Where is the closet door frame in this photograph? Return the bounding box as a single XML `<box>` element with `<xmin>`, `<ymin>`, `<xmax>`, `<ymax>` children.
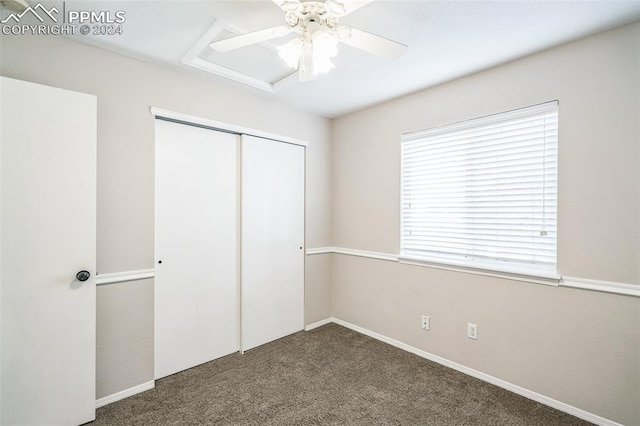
<box><xmin>151</xmin><ymin>107</ymin><xmax>307</xmax><ymax>356</ymax></box>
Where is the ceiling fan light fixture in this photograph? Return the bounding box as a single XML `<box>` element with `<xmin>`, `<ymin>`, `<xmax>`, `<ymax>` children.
<box><xmin>278</xmin><ymin>37</ymin><xmax>304</xmax><ymax>68</ymax></box>
<box><xmin>324</xmin><ymin>0</ymin><xmax>347</xmax><ymax>17</ymax></box>
<box><xmin>299</xmin><ymin>42</ymin><xmax>315</xmax><ymax>81</ymax></box>
<box><xmin>280</xmin><ymin>0</ymin><xmax>303</xmax><ymax>13</ymax></box>
<box><xmin>335</xmin><ymin>25</ymin><xmax>352</xmax><ymax>40</ymax></box>
<box><xmin>311</xmin><ymin>30</ymin><xmax>339</xmax><ymax>75</ymax></box>
<box><xmin>279</xmin><ymin>31</ymin><xmax>339</xmax><ymax>76</ymax></box>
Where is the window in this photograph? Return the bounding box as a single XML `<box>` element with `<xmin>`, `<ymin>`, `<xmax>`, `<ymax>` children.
<box><xmin>400</xmin><ymin>101</ymin><xmax>558</xmax><ymax>280</ymax></box>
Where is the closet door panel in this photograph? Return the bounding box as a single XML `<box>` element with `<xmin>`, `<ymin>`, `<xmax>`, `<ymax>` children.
<box><xmin>155</xmin><ymin>120</ymin><xmax>239</xmax><ymax>379</ymax></box>
<box><xmin>241</xmin><ymin>135</ymin><xmax>305</xmax><ymax>351</ymax></box>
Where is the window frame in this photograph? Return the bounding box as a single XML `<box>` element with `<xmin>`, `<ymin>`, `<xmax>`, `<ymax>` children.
<box><xmin>399</xmin><ymin>101</ymin><xmax>560</xmax><ymax>283</ymax></box>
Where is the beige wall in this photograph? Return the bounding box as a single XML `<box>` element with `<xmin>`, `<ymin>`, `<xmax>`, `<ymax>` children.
<box><xmin>96</xmin><ymin>279</ymin><xmax>153</xmax><ymax>398</ymax></box>
<box><xmin>1</xmin><ymin>19</ymin><xmax>638</xmax><ymax>425</ymax></box>
<box><xmin>331</xmin><ymin>22</ymin><xmax>640</xmax><ymax>425</ymax></box>
<box><xmin>0</xmin><ymin>34</ymin><xmax>333</xmax><ymax>398</ymax></box>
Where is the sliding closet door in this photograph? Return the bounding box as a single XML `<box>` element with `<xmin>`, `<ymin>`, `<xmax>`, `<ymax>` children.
<box><xmin>241</xmin><ymin>135</ymin><xmax>305</xmax><ymax>351</ymax></box>
<box><xmin>155</xmin><ymin>120</ymin><xmax>239</xmax><ymax>379</ymax></box>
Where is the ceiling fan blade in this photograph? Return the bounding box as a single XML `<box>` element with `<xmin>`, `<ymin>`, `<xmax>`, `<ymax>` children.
<box><xmin>210</xmin><ymin>26</ymin><xmax>292</xmax><ymax>52</ymax></box>
<box><xmin>340</xmin><ymin>27</ymin><xmax>407</xmax><ymax>59</ymax></box>
<box><xmin>271</xmin><ymin>0</ymin><xmax>303</xmax><ymax>13</ymax></box>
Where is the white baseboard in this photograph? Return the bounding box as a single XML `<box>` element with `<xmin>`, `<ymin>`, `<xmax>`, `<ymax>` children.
<box><xmin>330</xmin><ymin>317</ymin><xmax>622</xmax><ymax>426</ymax></box>
<box><xmin>96</xmin><ymin>380</ymin><xmax>155</xmax><ymax>408</ymax></box>
<box><xmin>92</xmin><ymin>319</ymin><xmax>621</xmax><ymax>425</ymax></box>
<box><xmin>304</xmin><ymin>318</ymin><xmax>333</xmax><ymax>331</ymax></box>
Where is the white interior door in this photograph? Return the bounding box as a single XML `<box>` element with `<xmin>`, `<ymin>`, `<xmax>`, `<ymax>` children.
<box><xmin>0</xmin><ymin>77</ymin><xmax>97</xmax><ymax>425</ymax></box>
<box><xmin>155</xmin><ymin>120</ymin><xmax>239</xmax><ymax>379</ymax></box>
<box><xmin>241</xmin><ymin>135</ymin><xmax>305</xmax><ymax>351</ymax></box>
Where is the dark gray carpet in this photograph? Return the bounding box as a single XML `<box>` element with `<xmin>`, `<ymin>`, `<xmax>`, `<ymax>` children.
<box><xmin>93</xmin><ymin>324</ymin><xmax>592</xmax><ymax>425</ymax></box>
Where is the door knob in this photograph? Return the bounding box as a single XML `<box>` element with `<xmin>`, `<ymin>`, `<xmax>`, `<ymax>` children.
<box><xmin>76</xmin><ymin>270</ymin><xmax>91</xmax><ymax>282</ymax></box>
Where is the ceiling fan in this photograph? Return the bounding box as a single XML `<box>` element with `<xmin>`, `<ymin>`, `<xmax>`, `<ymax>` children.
<box><xmin>209</xmin><ymin>0</ymin><xmax>407</xmax><ymax>81</ymax></box>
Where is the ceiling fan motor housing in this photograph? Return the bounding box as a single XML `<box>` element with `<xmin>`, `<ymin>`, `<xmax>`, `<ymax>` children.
<box><xmin>285</xmin><ymin>1</ymin><xmax>341</xmax><ymax>40</ymax></box>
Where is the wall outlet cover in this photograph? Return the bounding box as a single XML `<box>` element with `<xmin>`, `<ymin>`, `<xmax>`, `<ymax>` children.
<box><xmin>467</xmin><ymin>323</ymin><xmax>478</xmax><ymax>340</ymax></box>
<box><xmin>421</xmin><ymin>315</ymin><xmax>430</xmax><ymax>331</ymax></box>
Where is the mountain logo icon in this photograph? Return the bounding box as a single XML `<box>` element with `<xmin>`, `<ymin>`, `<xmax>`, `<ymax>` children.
<box><xmin>1</xmin><ymin>3</ymin><xmax>59</xmax><ymax>24</ymax></box>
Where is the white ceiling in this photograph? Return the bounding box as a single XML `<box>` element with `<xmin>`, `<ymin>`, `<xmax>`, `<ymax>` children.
<box><xmin>51</xmin><ymin>1</ymin><xmax>640</xmax><ymax>117</ymax></box>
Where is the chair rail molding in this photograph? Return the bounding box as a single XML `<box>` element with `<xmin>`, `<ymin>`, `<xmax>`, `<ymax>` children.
<box><xmin>96</xmin><ymin>269</ymin><xmax>155</xmax><ymax>286</ymax></box>
<box><xmin>305</xmin><ymin>247</ymin><xmax>639</xmax><ymax>298</ymax></box>
<box><xmin>560</xmin><ymin>276</ymin><xmax>640</xmax><ymax>298</ymax></box>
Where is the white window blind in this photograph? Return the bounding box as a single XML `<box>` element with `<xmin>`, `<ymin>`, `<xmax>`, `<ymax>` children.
<box><xmin>401</xmin><ymin>101</ymin><xmax>558</xmax><ymax>279</ymax></box>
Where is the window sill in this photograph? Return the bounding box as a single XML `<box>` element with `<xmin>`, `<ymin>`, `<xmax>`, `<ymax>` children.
<box><xmin>398</xmin><ymin>255</ymin><xmax>561</xmax><ymax>286</ymax></box>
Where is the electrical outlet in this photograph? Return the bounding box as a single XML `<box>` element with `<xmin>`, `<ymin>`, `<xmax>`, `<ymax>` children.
<box><xmin>467</xmin><ymin>323</ymin><xmax>478</xmax><ymax>340</ymax></box>
<box><xmin>421</xmin><ymin>315</ymin><xmax>430</xmax><ymax>331</ymax></box>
